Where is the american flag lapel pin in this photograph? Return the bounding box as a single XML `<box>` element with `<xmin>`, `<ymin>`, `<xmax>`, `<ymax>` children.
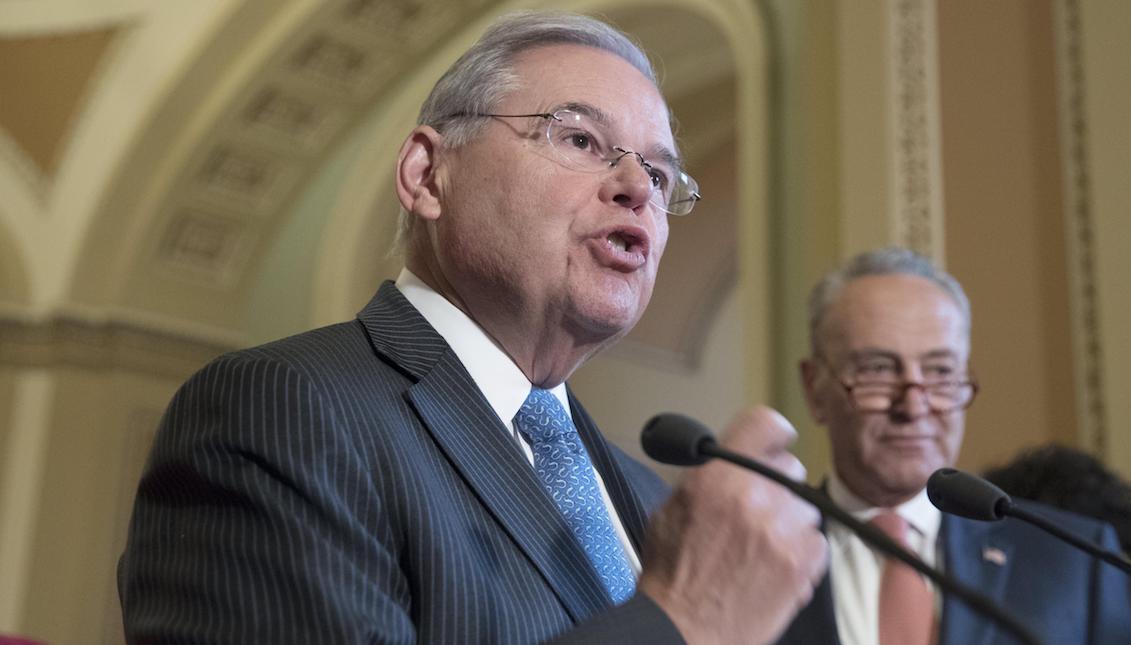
<box><xmin>982</xmin><ymin>546</ymin><xmax>1007</xmax><ymax>566</ymax></box>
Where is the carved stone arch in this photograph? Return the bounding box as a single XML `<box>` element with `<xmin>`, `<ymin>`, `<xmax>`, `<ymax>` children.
<box><xmin>64</xmin><ymin>1</ymin><xmax>316</xmax><ymax>330</ymax></box>
<box><xmin>67</xmin><ymin>0</ymin><xmax>488</xmax><ymax>339</ymax></box>
<box><xmin>0</xmin><ymin>213</ymin><xmax>29</xmax><ymax>304</ymax></box>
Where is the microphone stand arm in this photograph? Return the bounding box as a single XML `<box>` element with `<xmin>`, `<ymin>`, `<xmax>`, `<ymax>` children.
<box><xmin>698</xmin><ymin>441</ymin><xmax>1041</xmax><ymax>645</ymax></box>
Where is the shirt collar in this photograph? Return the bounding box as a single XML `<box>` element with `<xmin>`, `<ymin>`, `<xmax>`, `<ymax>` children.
<box><xmin>394</xmin><ymin>268</ymin><xmax>570</xmax><ymax>426</ymax></box>
<box><xmin>827</xmin><ymin>471</ymin><xmax>942</xmax><ymax>543</ymax></box>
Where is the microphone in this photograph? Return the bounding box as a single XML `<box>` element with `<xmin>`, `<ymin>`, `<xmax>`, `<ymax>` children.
<box><xmin>640</xmin><ymin>411</ymin><xmax>712</xmax><ymax>465</ymax></box>
<box><xmin>928</xmin><ymin>468</ymin><xmax>1131</xmax><ymax>574</ymax></box>
<box><xmin>642</xmin><ymin>413</ymin><xmax>1040</xmax><ymax>645</ymax></box>
<box><xmin>926</xmin><ymin>468</ymin><xmax>1011</xmax><ymax>520</ymax></box>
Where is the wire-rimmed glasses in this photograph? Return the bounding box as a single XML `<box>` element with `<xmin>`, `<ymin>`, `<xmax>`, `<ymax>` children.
<box><xmin>821</xmin><ymin>357</ymin><xmax>979</xmax><ymax>414</ymax></box>
<box><xmin>451</xmin><ymin>108</ymin><xmax>701</xmax><ymax>216</ymax></box>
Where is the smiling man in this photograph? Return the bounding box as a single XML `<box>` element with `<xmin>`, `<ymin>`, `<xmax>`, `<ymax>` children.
<box><xmin>119</xmin><ymin>11</ymin><xmax>828</xmax><ymax>644</ymax></box>
<box><xmin>776</xmin><ymin>247</ymin><xmax>1131</xmax><ymax>645</ymax></box>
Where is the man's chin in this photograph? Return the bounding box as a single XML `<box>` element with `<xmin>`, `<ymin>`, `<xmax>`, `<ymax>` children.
<box><xmin>566</xmin><ymin>285</ymin><xmax>648</xmax><ymax>336</ymax></box>
<box><xmin>881</xmin><ymin>471</ymin><xmax>934</xmax><ymax>498</ymax></box>
<box><xmin>566</xmin><ymin>305</ymin><xmax>642</xmax><ymax>347</ymax></box>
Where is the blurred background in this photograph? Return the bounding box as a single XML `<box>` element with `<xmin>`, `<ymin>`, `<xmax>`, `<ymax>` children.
<box><xmin>1</xmin><ymin>0</ymin><xmax>1127</xmax><ymax>642</ymax></box>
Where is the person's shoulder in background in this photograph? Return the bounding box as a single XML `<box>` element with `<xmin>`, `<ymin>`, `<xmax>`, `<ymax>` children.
<box><xmin>983</xmin><ymin>443</ymin><xmax>1131</xmax><ymax>554</ymax></box>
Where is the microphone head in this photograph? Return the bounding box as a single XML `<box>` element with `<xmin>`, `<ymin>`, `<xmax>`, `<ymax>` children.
<box><xmin>927</xmin><ymin>467</ymin><xmax>1012</xmax><ymax>521</ymax></box>
<box><xmin>641</xmin><ymin>413</ymin><xmax>716</xmax><ymax>466</ymax></box>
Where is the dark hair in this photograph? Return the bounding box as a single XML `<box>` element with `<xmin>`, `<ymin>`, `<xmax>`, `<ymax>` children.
<box><xmin>983</xmin><ymin>443</ymin><xmax>1131</xmax><ymax>554</ymax></box>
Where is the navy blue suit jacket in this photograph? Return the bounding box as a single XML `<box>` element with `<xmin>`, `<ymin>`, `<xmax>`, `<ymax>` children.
<box><xmin>119</xmin><ymin>282</ymin><xmax>680</xmax><ymax>644</ymax></box>
<box><xmin>776</xmin><ymin>501</ymin><xmax>1131</xmax><ymax>645</ymax></box>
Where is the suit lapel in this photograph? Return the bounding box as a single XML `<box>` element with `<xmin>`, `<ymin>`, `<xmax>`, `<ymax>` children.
<box><xmin>568</xmin><ymin>388</ymin><xmax>650</xmax><ymax>554</ymax></box>
<box><xmin>357</xmin><ymin>282</ymin><xmax>612</xmax><ymax>622</ymax></box>
<box><xmin>938</xmin><ymin>514</ymin><xmax>1015</xmax><ymax>645</ymax></box>
<box><xmin>356</xmin><ymin>282</ymin><xmax>451</xmax><ymax>381</ymax></box>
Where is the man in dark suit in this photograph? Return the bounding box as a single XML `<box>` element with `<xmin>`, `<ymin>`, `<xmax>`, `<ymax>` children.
<box><xmin>776</xmin><ymin>247</ymin><xmax>1131</xmax><ymax>645</ymax></box>
<box><xmin>119</xmin><ymin>11</ymin><xmax>828</xmax><ymax>644</ymax></box>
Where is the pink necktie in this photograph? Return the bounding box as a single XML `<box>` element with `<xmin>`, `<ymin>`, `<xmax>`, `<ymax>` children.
<box><xmin>872</xmin><ymin>511</ymin><xmax>934</xmax><ymax>645</ymax></box>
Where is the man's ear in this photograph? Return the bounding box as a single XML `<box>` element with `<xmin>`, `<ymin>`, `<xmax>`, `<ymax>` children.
<box><xmin>395</xmin><ymin>125</ymin><xmax>445</xmax><ymax>221</ymax></box>
<box><xmin>799</xmin><ymin>358</ymin><xmax>828</xmax><ymax>424</ymax></box>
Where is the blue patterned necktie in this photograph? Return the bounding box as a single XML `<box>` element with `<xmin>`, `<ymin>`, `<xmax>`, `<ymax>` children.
<box><xmin>513</xmin><ymin>388</ymin><xmax>636</xmax><ymax>604</ymax></box>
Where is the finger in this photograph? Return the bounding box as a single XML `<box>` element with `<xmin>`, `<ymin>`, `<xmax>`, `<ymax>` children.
<box><xmin>764</xmin><ymin>451</ymin><xmax>807</xmax><ymax>483</ymax></box>
<box><xmin>717</xmin><ymin>406</ymin><xmax>797</xmax><ymax>457</ymax></box>
<box><xmin>805</xmin><ymin>530</ymin><xmax>831</xmax><ymax>584</ymax></box>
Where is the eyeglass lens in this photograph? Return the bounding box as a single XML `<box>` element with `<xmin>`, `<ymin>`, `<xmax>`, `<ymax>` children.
<box><xmin>851</xmin><ymin>382</ymin><xmax>975</xmax><ymax>413</ymax></box>
<box><xmin>543</xmin><ymin>110</ymin><xmax>700</xmax><ymax>216</ymax></box>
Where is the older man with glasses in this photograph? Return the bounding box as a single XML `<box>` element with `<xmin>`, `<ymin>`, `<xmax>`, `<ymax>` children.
<box><xmin>775</xmin><ymin>247</ymin><xmax>1130</xmax><ymax>645</ymax></box>
<box><xmin>120</xmin><ymin>10</ymin><xmax>827</xmax><ymax>645</ymax></box>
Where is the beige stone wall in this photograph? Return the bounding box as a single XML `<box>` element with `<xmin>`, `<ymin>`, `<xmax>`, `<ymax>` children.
<box><xmin>0</xmin><ymin>317</ymin><xmax>229</xmax><ymax>642</ymax></box>
<box><xmin>16</xmin><ymin>369</ymin><xmax>168</xmax><ymax>644</ymax></box>
<box><xmin>937</xmin><ymin>0</ymin><xmax>1078</xmax><ymax>469</ymax></box>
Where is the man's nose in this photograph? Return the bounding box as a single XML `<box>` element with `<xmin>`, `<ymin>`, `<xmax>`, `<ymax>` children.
<box><xmin>891</xmin><ymin>383</ymin><xmax>932</xmax><ymax>420</ymax></box>
<box><xmin>602</xmin><ymin>151</ymin><xmax>654</xmax><ymax>212</ymax></box>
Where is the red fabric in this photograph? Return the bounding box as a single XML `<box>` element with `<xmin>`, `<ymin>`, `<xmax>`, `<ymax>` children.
<box><xmin>872</xmin><ymin>511</ymin><xmax>935</xmax><ymax>645</ymax></box>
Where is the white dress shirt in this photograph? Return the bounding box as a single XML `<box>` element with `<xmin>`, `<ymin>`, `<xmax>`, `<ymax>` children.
<box><xmin>395</xmin><ymin>268</ymin><xmax>642</xmax><ymax>574</ymax></box>
<box><xmin>826</xmin><ymin>473</ymin><xmax>942</xmax><ymax>645</ymax></box>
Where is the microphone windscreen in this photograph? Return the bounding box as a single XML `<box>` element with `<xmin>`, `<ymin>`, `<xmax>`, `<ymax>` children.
<box><xmin>927</xmin><ymin>468</ymin><xmax>1011</xmax><ymax>521</ymax></box>
<box><xmin>641</xmin><ymin>413</ymin><xmax>714</xmax><ymax>466</ymax></box>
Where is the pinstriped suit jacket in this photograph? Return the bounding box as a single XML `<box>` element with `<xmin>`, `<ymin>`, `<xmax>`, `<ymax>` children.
<box><xmin>119</xmin><ymin>281</ymin><xmax>680</xmax><ymax>644</ymax></box>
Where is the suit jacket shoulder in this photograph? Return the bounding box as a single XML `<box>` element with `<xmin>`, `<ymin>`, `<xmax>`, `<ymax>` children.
<box><xmin>940</xmin><ymin>499</ymin><xmax>1131</xmax><ymax>645</ymax></box>
<box><xmin>120</xmin><ymin>281</ymin><xmax>679</xmax><ymax>644</ymax></box>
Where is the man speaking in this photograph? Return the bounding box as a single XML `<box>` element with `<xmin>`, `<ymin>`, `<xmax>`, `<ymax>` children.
<box><xmin>119</xmin><ymin>11</ymin><xmax>827</xmax><ymax>644</ymax></box>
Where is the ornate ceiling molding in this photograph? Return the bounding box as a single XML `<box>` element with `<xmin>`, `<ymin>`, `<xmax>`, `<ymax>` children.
<box><xmin>8</xmin><ymin>0</ymin><xmax>750</xmax><ymax>377</ymax></box>
<box><xmin>888</xmin><ymin>0</ymin><xmax>944</xmax><ymax>261</ymax></box>
<box><xmin>0</xmin><ymin>29</ymin><xmax>119</xmax><ymax>186</ymax></box>
<box><xmin>0</xmin><ymin>3</ymin><xmax>145</xmax><ymax>34</ymax></box>
<box><xmin>141</xmin><ymin>0</ymin><xmax>488</xmax><ymax>288</ymax></box>
<box><xmin>0</xmin><ymin>308</ymin><xmax>238</xmax><ymax>379</ymax></box>
<box><xmin>3</xmin><ymin>3</ymin><xmax>247</xmax><ymax>314</ymax></box>
<box><xmin>0</xmin><ymin>126</ymin><xmax>50</xmax><ymax>207</ymax></box>
<box><xmin>1054</xmin><ymin>0</ymin><xmax>1106</xmax><ymax>453</ymax></box>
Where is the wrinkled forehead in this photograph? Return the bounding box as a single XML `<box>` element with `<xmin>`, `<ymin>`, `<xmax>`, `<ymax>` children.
<box><xmin>819</xmin><ymin>274</ymin><xmax>971</xmax><ymax>359</ymax></box>
<box><xmin>506</xmin><ymin>43</ymin><xmax>678</xmax><ymax>156</ymax></box>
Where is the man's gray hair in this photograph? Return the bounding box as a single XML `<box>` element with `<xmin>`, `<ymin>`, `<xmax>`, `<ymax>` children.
<box><xmin>394</xmin><ymin>10</ymin><xmax>661</xmax><ymax>255</ymax></box>
<box><xmin>807</xmin><ymin>247</ymin><xmax>971</xmax><ymax>354</ymax></box>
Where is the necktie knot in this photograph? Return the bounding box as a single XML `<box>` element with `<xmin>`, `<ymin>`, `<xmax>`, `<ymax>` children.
<box><xmin>871</xmin><ymin>511</ymin><xmax>911</xmax><ymax>546</ymax></box>
<box><xmin>515</xmin><ymin>388</ymin><xmax>575</xmax><ymax>443</ymax></box>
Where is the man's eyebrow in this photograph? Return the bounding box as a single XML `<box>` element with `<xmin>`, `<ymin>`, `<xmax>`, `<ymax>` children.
<box><xmin>846</xmin><ymin>349</ymin><xmax>962</xmax><ymax>369</ymax></box>
<box><xmin>558</xmin><ymin>101</ymin><xmax>611</xmax><ymax>126</ymax></box>
<box><xmin>645</xmin><ymin>144</ymin><xmax>682</xmax><ymax>170</ymax></box>
<box><xmin>921</xmin><ymin>349</ymin><xmax>960</xmax><ymax>361</ymax></box>
<box><xmin>556</xmin><ymin>101</ymin><xmax>683</xmax><ymax>167</ymax></box>
<box><xmin>848</xmin><ymin>348</ymin><xmax>960</xmax><ymax>359</ymax></box>
<box><xmin>847</xmin><ymin>349</ymin><xmax>899</xmax><ymax>362</ymax></box>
